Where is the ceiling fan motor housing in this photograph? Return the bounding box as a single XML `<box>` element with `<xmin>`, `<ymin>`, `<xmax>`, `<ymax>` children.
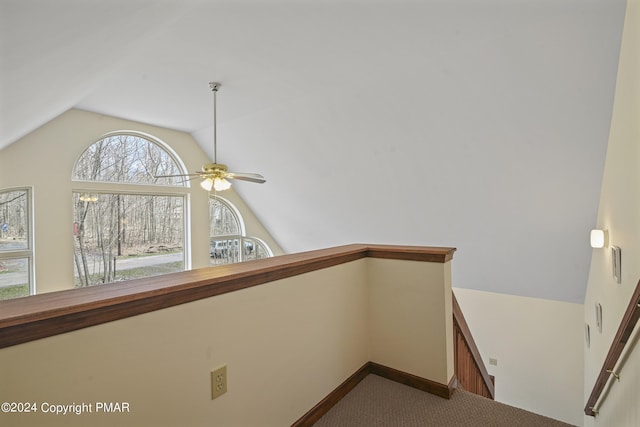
<box><xmin>202</xmin><ymin>163</ymin><xmax>228</xmax><ymax>177</ymax></box>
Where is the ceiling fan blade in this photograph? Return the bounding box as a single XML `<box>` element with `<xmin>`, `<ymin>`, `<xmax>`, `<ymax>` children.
<box><xmin>177</xmin><ymin>175</ymin><xmax>206</xmax><ymax>184</ymax></box>
<box><xmin>154</xmin><ymin>172</ymin><xmax>204</xmax><ymax>178</ymax></box>
<box><xmin>227</xmin><ymin>172</ymin><xmax>267</xmax><ymax>184</ymax></box>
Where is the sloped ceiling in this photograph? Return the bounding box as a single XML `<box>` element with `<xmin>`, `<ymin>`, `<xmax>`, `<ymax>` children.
<box><xmin>0</xmin><ymin>0</ymin><xmax>627</xmax><ymax>303</ymax></box>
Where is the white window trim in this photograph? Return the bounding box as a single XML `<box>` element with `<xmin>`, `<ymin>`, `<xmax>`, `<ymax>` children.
<box><xmin>245</xmin><ymin>236</ymin><xmax>274</xmax><ymax>258</ymax></box>
<box><xmin>211</xmin><ymin>195</ymin><xmax>246</xmax><ymax>236</ymax></box>
<box><xmin>0</xmin><ymin>186</ymin><xmax>35</xmax><ymax>296</ymax></box>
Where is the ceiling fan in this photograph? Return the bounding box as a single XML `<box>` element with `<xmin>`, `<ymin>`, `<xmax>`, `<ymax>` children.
<box><xmin>156</xmin><ymin>82</ymin><xmax>266</xmax><ymax>191</ymax></box>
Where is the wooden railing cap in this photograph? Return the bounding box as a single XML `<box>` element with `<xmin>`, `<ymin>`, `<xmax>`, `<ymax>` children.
<box><xmin>0</xmin><ymin>243</ymin><xmax>456</xmax><ymax>349</ymax></box>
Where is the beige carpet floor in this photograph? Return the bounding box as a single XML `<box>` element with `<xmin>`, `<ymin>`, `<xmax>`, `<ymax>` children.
<box><xmin>313</xmin><ymin>374</ymin><xmax>575</xmax><ymax>427</ymax></box>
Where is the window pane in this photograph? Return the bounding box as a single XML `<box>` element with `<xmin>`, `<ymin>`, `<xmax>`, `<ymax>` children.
<box><xmin>210</xmin><ymin>198</ymin><xmax>241</xmax><ymax>236</ymax></box>
<box><xmin>73</xmin><ymin>134</ymin><xmax>185</xmax><ymax>186</ymax></box>
<box><xmin>244</xmin><ymin>237</ymin><xmax>271</xmax><ymax>261</ymax></box>
<box><xmin>209</xmin><ymin>196</ymin><xmax>272</xmax><ymax>266</ymax></box>
<box><xmin>0</xmin><ymin>257</ymin><xmax>29</xmax><ymax>300</ymax></box>
<box><xmin>73</xmin><ymin>193</ymin><xmax>184</xmax><ymax>287</ymax></box>
<box><xmin>210</xmin><ymin>238</ymin><xmax>242</xmax><ymax>265</ymax></box>
<box><xmin>0</xmin><ymin>190</ymin><xmax>29</xmax><ymax>251</ymax></box>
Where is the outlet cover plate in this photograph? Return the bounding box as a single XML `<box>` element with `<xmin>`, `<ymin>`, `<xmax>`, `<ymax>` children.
<box><xmin>211</xmin><ymin>365</ymin><xmax>227</xmax><ymax>400</ymax></box>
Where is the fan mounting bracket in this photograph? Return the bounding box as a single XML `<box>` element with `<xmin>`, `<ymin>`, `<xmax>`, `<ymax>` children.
<box><xmin>209</xmin><ymin>82</ymin><xmax>221</xmax><ymax>91</ymax></box>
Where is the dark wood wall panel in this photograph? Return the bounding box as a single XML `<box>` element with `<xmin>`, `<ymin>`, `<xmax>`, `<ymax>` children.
<box><xmin>452</xmin><ymin>293</ymin><xmax>495</xmax><ymax>400</ymax></box>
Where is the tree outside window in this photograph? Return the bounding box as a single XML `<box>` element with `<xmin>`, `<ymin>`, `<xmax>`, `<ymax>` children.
<box><xmin>72</xmin><ymin>133</ymin><xmax>187</xmax><ymax>287</ymax></box>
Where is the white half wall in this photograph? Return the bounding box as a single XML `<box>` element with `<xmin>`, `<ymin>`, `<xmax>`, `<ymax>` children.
<box><xmin>368</xmin><ymin>259</ymin><xmax>454</xmax><ymax>384</ymax></box>
<box><xmin>453</xmin><ymin>287</ymin><xmax>584</xmax><ymax>426</ymax></box>
<box><xmin>0</xmin><ymin>256</ymin><xmax>454</xmax><ymax>426</ymax></box>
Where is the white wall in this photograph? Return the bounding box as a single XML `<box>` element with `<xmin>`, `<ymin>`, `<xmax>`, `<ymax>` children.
<box><xmin>368</xmin><ymin>259</ymin><xmax>454</xmax><ymax>384</ymax></box>
<box><xmin>0</xmin><ymin>109</ymin><xmax>282</xmax><ymax>294</ymax></box>
<box><xmin>583</xmin><ymin>0</ymin><xmax>640</xmax><ymax>425</ymax></box>
<box><xmin>454</xmin><ymin>287</ymin><xmax>584</xmax><ymax>426</ymax></box>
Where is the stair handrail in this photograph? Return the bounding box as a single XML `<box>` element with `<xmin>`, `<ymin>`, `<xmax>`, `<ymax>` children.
<box><xmin>584</xmin><ymin>278</ymin><xmax>640</xmax><ymax>416</ymax></box>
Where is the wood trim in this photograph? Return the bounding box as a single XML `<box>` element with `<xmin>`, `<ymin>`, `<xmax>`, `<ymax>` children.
<box><xmin>290</xmin><ymin>362</ymin><xmax>455</xmax><ymax>426</ymax></box>
<box><xmin>368</xmin><ymin>362</ymin><xmax>456</xmax><ymax>399</ymax></box>
<box><xmin>452</xmin><ymin>292</ymin><xmax>495</xmax><ymax>399</ymax></box>
<box><xmin>585</xmin><ymin>278</ymin><xmax>640</xmax><ymax>417</ymax></box>
<box><xmin>290</xmin><ymin>363</ymin><xmax>370</xmax><ymax>427</ymax></box>
<box><xmin>0</xmin><ymin>244</ymin><xmax>456</xmax><ymax>349</ymax></box>
<box><xmin>365</xmin><ymin>246</ymin><xmax>456</xmax><ymax>263</ymax></box>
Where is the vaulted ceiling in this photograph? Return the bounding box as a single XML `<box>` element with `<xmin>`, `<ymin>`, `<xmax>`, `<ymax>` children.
<box><xmin>0</xmin><ymin>0</ymin><xmax>627</xmax><ymax>303</ymax></box>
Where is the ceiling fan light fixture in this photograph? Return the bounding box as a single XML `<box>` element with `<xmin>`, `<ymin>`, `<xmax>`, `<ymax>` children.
<box><xmin>213</xmin><ymin>177</ymin><xmax>232</xmax><ymax>191</ymax></box>
<box><xmin>200</xmin><ymin>176</ymin><xmax>231</xmax><ymax>192</ymax></box>
<box><xmin>200</xmin><ymin>177</ymin><xmax>214</xmax><ymax>192</ymax></box>
<box><xmin>79</xmin><ymin>194</ymin><xmax>98</xmax><ymax>202</ymax></box>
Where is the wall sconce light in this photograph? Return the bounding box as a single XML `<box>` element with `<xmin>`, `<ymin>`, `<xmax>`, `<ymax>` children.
<box><xmin>590</xmin><ymin>229</ymin><xmax>609</xmax><ymax>248</ymax></box>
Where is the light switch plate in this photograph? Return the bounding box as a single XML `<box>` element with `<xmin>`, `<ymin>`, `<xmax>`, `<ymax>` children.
<box><xmin>612</xmin><ymin>246</ymin><xmax>622</xmax><ymax>284</ymax></box>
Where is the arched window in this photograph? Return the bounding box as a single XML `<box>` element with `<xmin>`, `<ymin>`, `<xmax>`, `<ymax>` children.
<box><xmin>72</xmin><ymin>132</ymin><xmax>189</xmax><ymax>287</ymax></box>
<box><xmin>73</xmin><ymin>133</ymin><xmax>186</xmax><ymax>185</ymax></box>
<box><xmin>209</xmin><ymin>196</ymin><xmax>272</xmax><ymax>265</ymax></box>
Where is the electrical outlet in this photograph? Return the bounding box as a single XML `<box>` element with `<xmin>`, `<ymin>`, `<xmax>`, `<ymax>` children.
<box><xmin>489</xmin><ymin>358</ymin><xmax>498</xmax><ymax>366</ymax></box>
<box><xmin>211</xmin><ymin>365</ymin><xmax>227</xmax><ymax>400</ymax></box>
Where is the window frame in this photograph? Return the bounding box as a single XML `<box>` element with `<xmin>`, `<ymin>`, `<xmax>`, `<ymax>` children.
<box><xmin>71</xmin><ymin>132</ymin><xmax>193</xmax><ymax>284</ymax></box>
<box><xmin>72</xmin><ymin>130</ymin><xmax>190</xmax><ymax>188</ymax></box>
<box><xmin>0</xmin><ymin>187</ymin><xmax>35</xmax><ymax>298</ymax></box>
<box><xmin>209</xmin><ymin>195</ymin><xmax>272</xmax><ymax>265</ymax></box>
